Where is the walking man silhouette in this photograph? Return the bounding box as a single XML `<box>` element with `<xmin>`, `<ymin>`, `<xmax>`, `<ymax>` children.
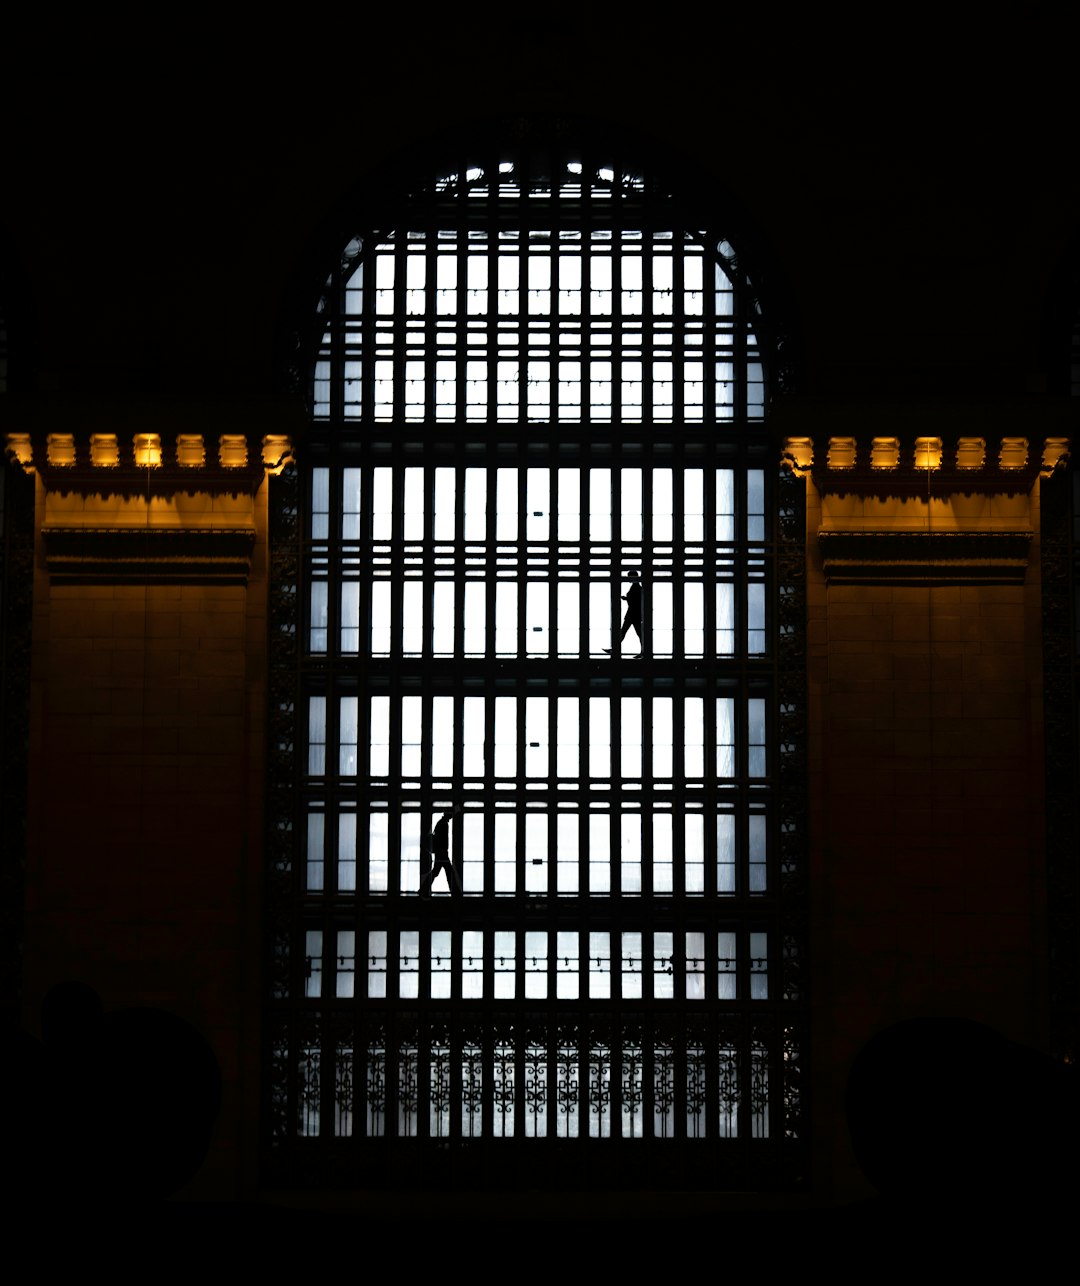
<box><xmin>607</xmin><ymin>570</ymin><xmax>644</xmax><ymax>654</ymax></box>
<box><xmin>419</xmin><ymin>807</ymin><xmax>463</xmax><ymax>898</ymax></box>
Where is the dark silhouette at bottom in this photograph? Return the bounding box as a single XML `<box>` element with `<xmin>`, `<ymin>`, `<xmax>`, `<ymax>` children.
<box><xmin>846</xmin><ymin>1016</ymin><xmax>1080</xmax><ymax>1207</ymax></box>
<box><xmin>0</xmin><ymin>980</ymin><xmax>221</xmax><ymax>1206</ymax></box>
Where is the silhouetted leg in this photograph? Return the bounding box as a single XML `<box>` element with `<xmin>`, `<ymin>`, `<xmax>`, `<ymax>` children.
<box><xmin>620</xmin><ymin>614</ymin><xmax>642</xmax><ymax>650</ymax></box>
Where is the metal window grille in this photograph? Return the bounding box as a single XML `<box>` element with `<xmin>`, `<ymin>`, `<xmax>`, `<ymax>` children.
<box><xmin>267</xmin><ymin>144</ymin><xmax>806</xmax><ymax>1189</ymax></box>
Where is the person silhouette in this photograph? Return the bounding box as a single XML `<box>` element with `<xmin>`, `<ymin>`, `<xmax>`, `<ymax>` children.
<box><xmin>606</xmin><ymin>570</ymin><xmax>644</xmax><ymax>654</ymax></box>
<box><xmin>419</xmin><ymin>807</ymin><xmax>463</xmax><ymax>897</ymax></box>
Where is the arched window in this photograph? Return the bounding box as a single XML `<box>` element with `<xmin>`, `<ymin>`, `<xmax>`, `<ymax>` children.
<box><xmin>267</xmin><ymin>137</ymin><xmax>806</xmax><ymax>1188</ymax></box>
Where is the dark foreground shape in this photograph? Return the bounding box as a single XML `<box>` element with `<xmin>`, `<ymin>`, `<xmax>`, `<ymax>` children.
<box><xmin>1</xmin><ymin>983</ymin><xmax>221</xmax><ymax>1204</ymax></box>
<box><xmin>846</xmin><ymin>1016</ymin><xmax>1080</xmax><ymax>1204</ymax></box>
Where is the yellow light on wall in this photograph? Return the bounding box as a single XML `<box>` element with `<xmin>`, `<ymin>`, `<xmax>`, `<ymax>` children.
<box><xmin>176</xmin><ymin>434</ymin><xmax>206</xmax><ymax>467</ymax></box>
<box><xmin>826</xmin><ymin>437</ymin><xmax>856</xmax><ymax>469</ymax></box>
<box><xmin>46</xmin><ymin>434</ymin><xmax>76</xmax><ymax>466</ymax></box>
<box><xmin>956</xmin><ymin>437</ymin><xmax>985</xmax><ymax>469</ymax></box>
<box><xmin>5</xmin><ymin>433</ymin><xmax>34</xmax><ymax>468</ymax></box>
<box><xmin>262</xmin><ymin>434</ymin><xmax>295</xmax><ymax>474</ymax></box>
<box><xmin>134</xmin><ymin>433</ymin><xmax>162</xmax><ymax>467</ymax></box>
<box><xmin>914</xmin><ymin>437</ymin><xmax>942</xmax><ymax>469</ymax></box>
<box><xmin>90</xmin><ymin>434</ymin><xmax>119</xmax><ymax>467</ymax></box>
<box><xmin>1042</xmin><ymin>438</ymin><xmax>1069</xmax><ymax>473</ymax></box>
<box><xmin>999</xmin><ymin>437</ymin><xmax>1028</xmax><ymax>469</ymax></box>
<box><xmin>219</xmin><ymin>435</ymin><xmax>248</xmax><ymax>468</ymax></box>
<box><xmin>870</xmin><ymin>437</ymin><xmax>900</xmax><ymax>468</ymax></box>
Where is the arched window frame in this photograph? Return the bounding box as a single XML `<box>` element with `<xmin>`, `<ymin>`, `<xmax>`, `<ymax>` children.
<box><xmin>265</xmin><ymin>132</ymin><xmax>808</xmax><ymax>1189</ymax></box>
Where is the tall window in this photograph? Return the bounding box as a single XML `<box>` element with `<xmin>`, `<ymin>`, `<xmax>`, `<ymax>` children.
<box><xmin>269</xmin><ymin>142</ymin><xmax>805</xmax><ymax>1188</ymax></box>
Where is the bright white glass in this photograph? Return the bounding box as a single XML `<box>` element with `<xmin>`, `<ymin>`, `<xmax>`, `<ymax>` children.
<box><xmin>496</xmin><ymin>468</ymin><xmax>518</xmax><ymax>540</ymax></box>
<box><xmin>430</xmin><ymin>930</ymin><xmax>452</xmax><ymax>999</ymax></box>
<box><xmin>370</xmin><ymin>582</ymin><xmax>391</xmax><ymax>655</ymax></box>
<box><xmin>368</xmin><ymin>813</ymin><xmax>388</xmax><ymax>892</ymax></box>
<box><xmin>433</xmin><ymin>467</ymin><xmax>456</xmax><ymax>540</ymax></box>
<box><xmin>557</xmin><ymin>698</ymin><xmax>578</xmax><ymax>777</ymax></box>
<box><xmin>621</xmin><ymin>932</ymin><xmax>642</xmax><ymax>1000</ymax></box>
<box><xmin>589</xmin><ymin>582</ymin><xmax>610</xmax><ymax>655</ymax></box>
<box><xmin>589</xmin><ymin>468</ymin><xmax>611</xmax><ymax>541</ymax></box>
<box><xmin>526</xmin><ymin>582</ymin><xmax>549</xmax><ymax>655</ymax></box>
<box><xmin>589</xmin><ymin>931</ymin><xmax>610</xmax><ymax>999</ymax></box>
<box><xmin>493</xmin><ymin>929</ymin><xmax>515</xmax><ymax>999</ymax></box>
<box><xmin>589</xmin><ymin>814</ymin><xmax>610</xmax><ymax>894</ymax></box>
<box><xmin>494</xmin><ymin>812</ymin><xmax>516</xmax><ymax>894</ymax></box>
<box><xmin>339</xmin><ymin>583</ymin><xmax>358</xmax><ymax>653</ymax></box>
<box><xmin>462</xmin><ymin>930</ymin><xmax>484</xmax><ymax>998</ymax></box>
<box><xmin>525</xmin><ymin>813</ymin><xmax>547</xmax><ymax>893</ymax></box>
<box><xmin>461</xmin><ymin>812</ymin><xmax>484</xmax><ymax>894</ymax></box>
<box><xmin>336</xmin><ymin>931</ymin><xmax>355</xmax><ymax>999</ymax></box>
<box><xmin>717</xmin><ymin>814</ymin><xmax>735</xmax><ymax>895</ymax></box>
<box><xmin>652</xmin><ymin>698</ymin><xmax>673</xmax><ymax>777</ymax></box>
<box><xmin>653</xmin><ymin>814</ymin><xmax>673</xmax><ymax>894</ymax></box>
<box><xmin>305</xmin><ymin>931</ymin><xmax>322</xmax><ymax>999</ymax></box>
<box><xmin>686</xmin><ymin>931</ymin><xmax>706</xmax><ymax>1000</ymax></box>
<box><xmin>557</xmin><ymin>582</ymin><xmax>579</xmax><ymax>655</ymax></box>
<box><xmin>526</xmin><ymin>468</ymin><xmax>549</xmax><ymax>540</ymax></box>
<box><xmin>334</xmin><ymin>703</ymin><xmax>355</xmax><ymax>779</ymax></box>
<box><xmin>432</xmin><ymin>582</ymin><xmax>454</xmax><ymax>656</ymax></box>
<box><xmin>463</xmin><ymin>583</ymin><xmax>486</xmax><ymax>655</ymax></box>
<box><xmin>367</xmin><ymin>930</ymin><xmax>387</xmax><ymax>998</ymax></box>
<box><xmin>494</xmin><ymin>698</ymin><xmax>516</xmax><ymax>778</ymax></box>
<box><xmin>685</xmin><ymin>814</ymin><xmax>705</xmax><ymax>894</ymax></box>
<box><xmin>621</xmin><ymin>697</ymin><xmax>641</xmax><ymax>777</ymax></box>
<box><xmin>525</xmin><ymin>697</ymin><xmax>547</xmax><ymax>777</ymax></box>
<box><xmin>307</xmin><ymin>697</ymin><xmax>326</xmax><ymax>775</ymax></box>
<box><xmin>400</xmin><ymin>697</ymin><xmax>422</xmax><ymax>777</ymax></box>
<box><xmin>718</xmin><ymin>931</ymin><xmax>737</xmax><ymax>999</ymax></box>
<box><xmin>399</xmin><ymin>815</ymin><xmax>422</xmax><ymax>896</ymax></box>
<box><xmin>462</xmin><ymin>697</ymin><xmax>484</xmax><ymax>777</ymax></box>
<box><xmin>310</xmin><ymin>582</ymin><xmax>328</xmax><ymax>653</ymax></box>
<box><xmin>751</xmin><ymin>932</ymin><xmax>768</xmax><ymax>999</ymax></box>
<box><xmin>684</xmin><ymin>697</ymin><xmax>704</xmax><ymax>777</ymax></box>
<box><xmin>557</xmin><ymin>468</ymin><xmax>580</xmax><ymax>539</ymax></box>
<box><xmin>685</xmin><ymin>583</ymin><xmax>704</xmax><ymax>656</ymax></box>
<box><xmin>556</xmin><ymin>931</ymin><xmax>579</xmax><ymax>999</ymax></box>
<box><xmin>369</xmin><ymin>696</ymin><xmax>389</xmax><ymax>776</ymax></box>
<box><xmin>431</xmin><ymin>696</ymin><xmax>454</xmax><ymax>778</ymax></box>
<box><xmin>749</xmin><ymin>813</ymin><xmax>767</xmax><ymax>892</ymax></box>
<box><xmin>495</xmin><ymin>582</ymin><xmax>516</xmax><ymax>656</ymax></box>
<box><xmin>306</xmin><ymin>812</ymin><xmax>324</xmax><ymax>891</ymax></box>
<box><xmin>402</xmin><ymin>467</ymin><xmax>424</xmax><ymax>540</ymax></box>
<box><xmin>652</xmin><ymin>583</ymin><xmax>673</xmax><ymax>656</ymax></box>
<box><xmin>525</xmin><ymin>930</ymin><xmax>547</xmax><ymax>999</ymax></box>
<box><xmin>589</xmin><ymin>698</ymin><xmax>610</xmax><ymax>777</ymax></box>
<box><xmin>652</xmin><ymin>469</ymin><xmax>673</xmax><ymax>541</ymax></box>
<box><xmin>557</xmin><ymin>813</ymin><xmax>579</xmax><ymax>893</ymax></box>
<box><xmin>621</xmin><ymin>814</ymin><xmax>641</xmax><ymax>894</ymax></box>
<box><xmin>401</xmin><ymin>582</ymin><xmax>423</xmax><ymax>655</ymax></box>
<box><xmin>399</xmin><ymin>929</ymin><xmax>419</xmax><ymax>999</ymax></box>
<box><xmin>684</xmin><ymin>469</ymin><xmax>704</xmax><ymax>541</ymax></box>
<box><xmin>621</xmin><ymin>468</ymin><xmax>642</xmax><ymax>541</ymax></box>
<box><xmin>748</xmin><ymin>698</ymin><xmax>766</xmax><ymax>776</ymax></box>
<box><xmin>338</xmin><ymin>813</ymin><xmax>356</xmax><ymax>892</ymax></box>
<box><xmin>464</xmin><ymin>468</ymin><xmax>486</xmax><ymax>539</ymax></box>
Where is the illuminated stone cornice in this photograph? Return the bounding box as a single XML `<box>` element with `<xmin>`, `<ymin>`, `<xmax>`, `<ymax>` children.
<box><xmin>4</xmin><ymin>432</ymin><xmax>294</xmax><ymax>497</ymax></box>
<box><xmin>4</xmin><ymin>430</ymin><xmax>294</xmax><ymax>584</ymax></box>
<box><xmin>782</xmin><ymin>434</ymin><xmax>1069</xmax><ymax>497</ymax></box>
<box><xmin>784</xmin><ymin>434</ymin><xmax>1069</xmax><ymax>585</ymax></box>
